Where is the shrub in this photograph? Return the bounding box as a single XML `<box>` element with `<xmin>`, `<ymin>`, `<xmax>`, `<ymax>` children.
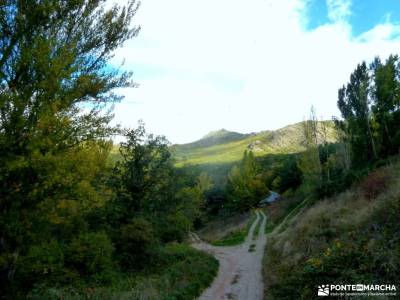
<box><xmin>159</xmin><ymin>212</ymin><xmax>191</xmax><ymax>243</ymax></box>
<box><xmin>360</xmin><ymin>168</ymin><xmax>392</xmax><ymax>200</ymax></box>
<box><xmin>116</xmin><ymin>217</ymin><xmax>155</xmax><ymax>270</ymax></box>
<box><xmin>67</xmin><ymin>231</ymin><xmax>115</xmax><ymax>284</ymax></box>
<box><xmin>16</xmin><ymin>239</ymin><xmax>66</xmax><ymax>290</ymax></box>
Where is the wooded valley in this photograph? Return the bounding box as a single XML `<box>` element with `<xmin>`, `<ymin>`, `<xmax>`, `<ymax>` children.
<box><xmin>0</xmin><ymin>1</ymin><xmax>399</xmax><ymax>299</ymax></box>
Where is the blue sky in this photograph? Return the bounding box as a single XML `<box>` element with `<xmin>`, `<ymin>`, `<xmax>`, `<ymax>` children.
<box><xmin>110</xmin><ymin>0</ymin><xmax>400</xmax><ymax>144</ymax></box>
<box><xmin>306</xmin><ymin>0</ymin><xmax>400</xmax><ymax>36</ymax></box>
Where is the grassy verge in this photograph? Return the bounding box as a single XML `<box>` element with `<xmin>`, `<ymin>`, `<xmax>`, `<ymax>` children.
<box><xmin>28</xmin><ymin>244</ymin><xmax>218</xmax><ymax>300</ymax></box>
<box><xmin>252</xmin><ymin>211</ymin><xmax>262</xmax><ymax>240</ymax></box>
<box><xmin>263</xmin><ymin>195</ymin><xmax>305</xmax><ymax>234</ymax></box>
<box><xmin>197</xmin><ymin>211</ymin><xmax>252</xmax><ymax>243</ymax></box>
<box><xmin>211</xmin><ymin>212</ymin><xmax>256</xmax><ymax>246</ymax></box>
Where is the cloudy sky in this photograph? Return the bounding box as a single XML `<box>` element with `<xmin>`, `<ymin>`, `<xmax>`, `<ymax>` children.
<box><xmin>110</xmin><ymin>0</ymin><xmax>400</xmax><ymax>144</ymax></box>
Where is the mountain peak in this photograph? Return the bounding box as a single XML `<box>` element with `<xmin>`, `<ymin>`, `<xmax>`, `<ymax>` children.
<box><xmin>177</xmin><ymin>129</ymin><xmax>248</xmax><ymax>150</ymax></box>
<box><xmin>202</xmin><ymin>128</ymin><xmax>232</xmax><ymax>139</ymax></box>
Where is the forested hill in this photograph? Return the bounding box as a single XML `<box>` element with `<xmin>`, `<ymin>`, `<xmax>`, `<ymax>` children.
<box><xmin>172</xmin><ymin>121</ymin><xmax>337</xmax><ymax>166</ymax></box>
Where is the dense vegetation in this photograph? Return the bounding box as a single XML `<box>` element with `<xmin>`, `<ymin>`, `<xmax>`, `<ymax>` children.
<box><xmin>0</xmin><ymin>2</ymin><xmax>217</xmax><ymax>299</ymax></box>
<box><xmin>263</xmin><ymin>56</ymin><xmax>400</xmax><ymax>299</ymax></box>
<box><xmin>1</xmin><ymin>1</ymin><xmax>399</xmax><ymax>299</ymax></box>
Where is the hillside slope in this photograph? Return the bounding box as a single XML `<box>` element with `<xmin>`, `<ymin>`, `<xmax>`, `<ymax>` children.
<box><xmin>173</xmin><ymin>121</ymin><xmax>337</xmax><ymax>166</ymax></box>
<box><xmin>262</xmin><ymin>158</ymin><xmax>400</xmax><ymax>299</ymax></box>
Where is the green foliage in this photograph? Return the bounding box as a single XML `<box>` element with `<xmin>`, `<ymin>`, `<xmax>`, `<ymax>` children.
<box><xmin>159</xmin><ymin>212</ymin><xmax>192</xmax><ymax>243</ymax></box>
<box><xmin>115</xmin><ymin>217</ymin><xmax>155</xmax><ymax>271</ymax></box>
<box><xmin>338</xmin><ymin>55</ymin><xmax>400</xmax><ymax>166</ymax></box>
<box><xmin>225</xmin><ymin>151</ymin><xmax>268</xmax><ymax>212</ymax></box>
<box><xmin>110</xmin><ymin>123</ymin><xmax>176</xmax><ymax>218</ymax></box>
<box><xmin>159</xmin><ymin>244</ymin><xmax>219</xmax><ymax>300</ymax></box>
<box><xmin>268</xmin><ymin>156</ymin><xmax>302</xmax><ymax>194</ymax></box>
<box><xmin>211</xmin><ymin>229</ymin><xmax>248</xmax><ymax>246</ymax></box>
<box><xmin>27</xmin><ymin>244</ymin><xmax>219</xmax><ymax>300</ymax></box>
<box><xmin>263</xmin><ymin>163</ymin><xmax>400</xmax><ymax>300</ymax></box>
<box><xmin>0</xmin><ymin>0</ymin><xmax>139</xmax><ymax>296</ymax></box>
<box><xmin>337</xmin><ymin>62</ymin><xmax>377</xmax><ymax>165</ymax></box>
<box><xmin>17</xmin><ymin>239</ymin><xmax>66</xmax><ymax>287</ymax></box>
<box><xmin>370</xmin><ymin>55</ymin><xmax>400</xmax><ymax>157</ymax></box>
<box><xmin>67</xmin><ymin>232</ymin><xmax>115</xmax><ymax>284</ymax></box>
<box><xmin>0</xmin><ymin>2</ymin><xmax>217</xmax><ymax>298</ymax></box>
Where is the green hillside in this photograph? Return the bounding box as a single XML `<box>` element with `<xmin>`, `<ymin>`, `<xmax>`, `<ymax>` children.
<box><xmin>172</xmin><ymin>121</ymin><xmax>337</xmax><ymax>166</ymax></box>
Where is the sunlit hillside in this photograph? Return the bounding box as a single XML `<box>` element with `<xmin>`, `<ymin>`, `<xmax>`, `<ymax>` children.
<box><xmin>172</xmin><ymin>121</ymin><xmax>337</xmax><ymax>166</ymax></box>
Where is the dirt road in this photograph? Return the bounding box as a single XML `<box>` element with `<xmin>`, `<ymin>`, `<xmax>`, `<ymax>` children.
<box><xmin>191</xmin><ymin>210</ymin><xmax>267</xmax><ymax>300</ymax></box>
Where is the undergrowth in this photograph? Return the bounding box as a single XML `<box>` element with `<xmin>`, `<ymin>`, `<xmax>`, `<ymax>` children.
<box><xmin>28</xmin><ymin>244</ymin><xmax>218</xmax><ymax>300</ymax></box>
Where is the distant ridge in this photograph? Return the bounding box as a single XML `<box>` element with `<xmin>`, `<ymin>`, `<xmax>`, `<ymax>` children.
<box><xmin>176</xmin><ymin>129</ymin><xmax>250</xmax><ymax>150</ymax></box>
<box><xmin>173</xmin><ymin>121</ymin><xmax>337</xmax><ymax>166</ymax></box>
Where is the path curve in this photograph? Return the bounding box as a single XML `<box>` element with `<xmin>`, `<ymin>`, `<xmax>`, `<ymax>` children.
<box><xmin>191</xmin><ymin>210</ymin><xmax>267</xmax><ymax>300</ymax></box>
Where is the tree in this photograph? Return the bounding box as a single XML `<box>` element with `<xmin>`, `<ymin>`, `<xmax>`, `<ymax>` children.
<box><xmin>271</xmin><ymin>155</ymin><xmax>302</xmax><ymax>194</ymax></box>
<box><xmin>108</xmin><ymin>123</ymin><xmax>205</xmax><ymax>247</ymax></box>
<box><xmin>337</xmin><ymin>62</ymin><xmax>377</xmax><ymax>165</ymax></box>
<box><xmin>370</xmin><ymin>55</ymin><xmax>400</xmax><ymax>156</ymax></box>
<box><xmin>110</xmin><ymin>123</ymin><xmax>176</xmax><ymax>221</ymax></box>
<box><xmin>0</xmin><ymin>1</ymin><xmax>139</xmax><ymax>295</ymax></box>
<box><xmin>297</xmin><ymin>108</ymin><xmax>322</xmax><ymax>195</ymax></box>
<box><xmin>225</xmin><ymin>150</ymin><xmax>268</xmax><ymax>212</ymax></box>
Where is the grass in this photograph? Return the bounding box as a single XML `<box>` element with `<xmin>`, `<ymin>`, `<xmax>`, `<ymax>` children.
<box><xmin>197</xmin><ymin>211</ymin><xmax>253</xmax><ymax>243</ymax></box>
<box><xmin>209</xmin><ymin>212</ymin><xmax>256</xmax><ymax>246</ymax></box>
<box><xmin>252</xmin><ymin>211</ymin><xmax>262</xmax><ymax>240</ymax></box>
<box><xmin>262</xmin><ymin>160</ymin><xmax>400</xmax><ymax>299</ymax></box>
<box><xmin>263</xmin><ymin>195</ymin><xmax>305</xmax><ymax>234</ymax></box>
<box><xmin>211</xmin><ymin>228</ymin><xmax>248</xmax><ymax>246</ymax></box>
<box><xmin>28</xmin><ymin>244</ymin><xmax>218</xmax><ymax>300</ymax></box>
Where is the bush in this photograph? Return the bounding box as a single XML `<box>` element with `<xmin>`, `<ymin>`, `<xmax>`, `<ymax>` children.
<box><xmin>116</xmin><ymin>217</ymin><xmax>155</xmax><ymax>270</ymax></box>
<box><xmin>67</xmin><ymin>231</ymin><xmax>115</xmax><ymax>284</ymax></box>
<box><xmin>159</xmin><ymin>212</ymin><xmax>191</xmax><ymax>243</ymax></box>
<box><xmin>360</xmin><ymin>168</ymin><xmax>392</xmax><ymax>200</ymax></box>
<box><xmin>27</xmin><ymin>244</ymin><xmax>219</xmax><ymax>300</ymax></box>
<box><xmin>17</xmin><ymin>239</ymin><xmax>66</xmax><ymax>290</ymax></box>
<box><xmin>160</xmin><ymin>244</ymin><xmax>219</xmax><ymax>300</ymax></box>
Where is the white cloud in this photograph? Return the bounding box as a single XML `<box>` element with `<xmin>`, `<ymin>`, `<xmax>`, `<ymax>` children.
<box><xmin>326</xmin><ymin>0</ymin><xmax>352</xmax><ymax>23</ymax></box>
<box><xmin>110</xmin><ymin>0</ymin><xmax>400</xmax><ymax>143</ymax></box>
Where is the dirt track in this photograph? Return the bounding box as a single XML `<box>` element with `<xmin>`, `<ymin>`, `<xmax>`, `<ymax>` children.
<box><xmin>191</xmin><ymin>210</ymin><xmax>267</xmax><ymax>300</ymax></box>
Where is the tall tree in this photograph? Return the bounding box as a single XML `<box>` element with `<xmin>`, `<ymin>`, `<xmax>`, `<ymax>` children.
<box><xmin>110</xmin><ymin>123</ymin><xmax>176</xmax><ymax>221</ymax></box>
<box><xmin>0</xmin><ymin>0</ymin><xmax>139</xmax><ymax>293</ymax></box>
<box><xmin>337</xmin><ymin>62</ymin><xmax>377</xmax><ymax>165</ymax></box>
<box><xmin>370</xmin><ymin>55</ymin><xmax>400</xmax><ymax>156</ymax></box>
<box><xmin>226</xmin><ymin>151</ymin><xmax>268</xmax><ymax>212</ymax></box>
<box><xmin>298</xmin><ymin>108</ymin><xmax>322</xmax><ymax>195</ymax></box>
